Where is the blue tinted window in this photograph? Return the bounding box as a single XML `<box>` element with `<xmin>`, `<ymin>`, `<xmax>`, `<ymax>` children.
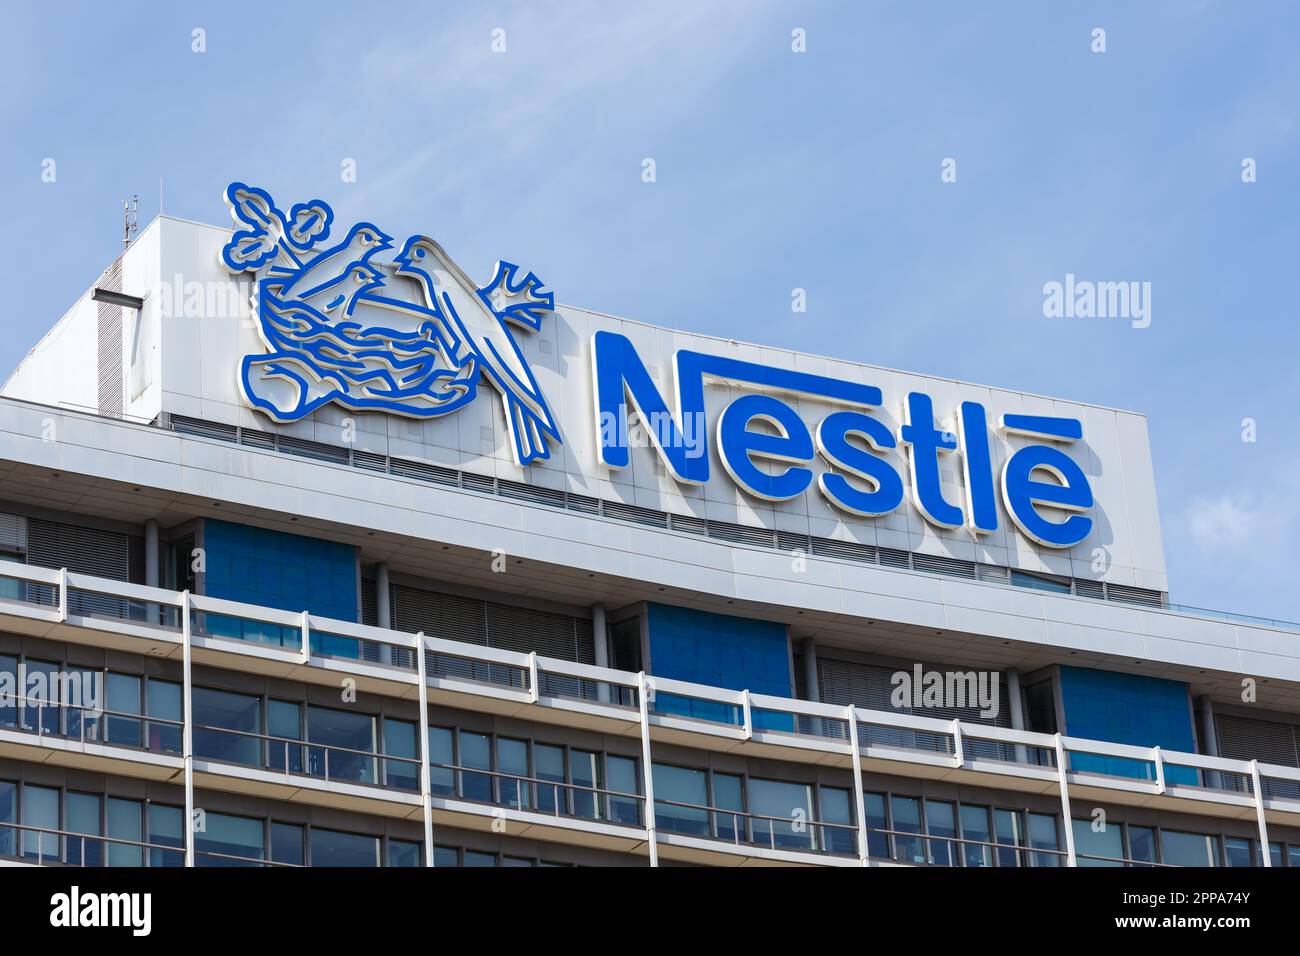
<box><xmin>267</xmin><ymin>699</ymin><xmax>302</xmax><ymax>772</ymax></box>
<box><xmin>535</xmin><ymin>744</ymin><xmax>565</xmax><ymax>814</ymax></box>
<box><xmin>193</xmin><ymin>687</ymin><xmax>261</xmax><ymax>766</ymax></box>
<box><xmin>1073</xmin><ymin>818</ymin><xmax>1123</xmax><ymax>867</ymax></box>
<box><xmin>606</xmin><ymin>755</ymin><xmax>640</xmax><ymax>825</ymax></box>
<box><xmin>712</xmin><ymin>772</ymin><xmax>744</xmax><ymax>842</ymax></box>
<box><xmin>383</xmin><ymin>718</ymin><xmax>419</xmax><ymax>792</ymax></box>
<box><xmin>865</xmin><ymin>792</ymin><xmax>889</xmax><ymax>859</ymax></box>
<box><xmin>652</xmin><ymin>764</ymin><xmax>708</xmax><ymax>836</ymax></box>
<box><xmin>890</xmin><ymin>796</ymin><xmax>923</xmax><ymax>863</ymax></box>
<box><xmin>429</xmin><ymin>726</ymin><xmax>454</xmax><ymax>796</ymax></box>
<box><xmin>107</xmin><ymin>797</ymin><xmax>142</xmax><ymax>867</ymax></box>
<box><xmin>497</xmin><ymin>738</ymin><xmax>530</xmax><ymax>809</ymax></box>
<box><xmin>748</xmin><ymin>778</ymin><xmax>814</xmax><ymax>851</ymax></box>
<box><xmin>196</xmin><ymin>811</ymin><xmax>264</xmax><ymax>866</ymax></box>
<box><xmin>271</xmin><ymin>822</ymin><xmax>304</xmax><ymax>866</ymax></box>
<box><xmin>1028</xmin><ymin>813</ymin><xmax>1060</xmax><ymax>867</ymax></box>
<box><xmin>310</xmin><ymin>828</ymin><xmax>378</xmax><ymax>867</ymax></box>
<box><xmin>66</xmin><ymin>791</ymin><xmax>102</xmax><ymax>866</ymax></box>
<box><xmin>459</xmin><ymin>731</ymin><xmax>492</xmax><ymax>803</ymax></box>
<box><xmin>960</xmin><ymin>805</ymin><xmax>992</xmax><ymax>867</ymax></box>
<box><xmin>819</xmin><ymin>787</ymin><xmax>857</xmax><ymax>856</ymax></box>
<box><xmin>388</xmin><ymin>839</ymin><xmax>421</xmax><ymax>867</ymax></box>
<box><xmin>433</xmin><ymin>845</ymin><xmax>459</xmax><ymax>867</ymax></box>
<box><xmin>308</xmin><ymin>706</ymin><xmax>375</xmax><ymax>784</ymax></box>
<box><xmin>148</xmin><ymin>804</ymin><xmax>184</xmax><ymax>867</ymax></box>
<box><xmin>147</xmin><ymin>680</ymin><xmax>182</xmax><ymax>754</ymax></box>
<box><xmin>21</xmin><ymin>784</ymin><xmax>58</xmax><ymax>862</ymax></box>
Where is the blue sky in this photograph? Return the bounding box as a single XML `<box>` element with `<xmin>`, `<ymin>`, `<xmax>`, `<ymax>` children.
<box><xmin>2</xmin><ymin>1</ymin><xmax>1297</xmax><ymax>620</ymax></box>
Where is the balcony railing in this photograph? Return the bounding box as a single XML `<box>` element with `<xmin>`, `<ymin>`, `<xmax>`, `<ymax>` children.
<box><xmin>2</xmin><ymin>560</ymin><xmax>1300</xmax><ymax>866</ymax></box>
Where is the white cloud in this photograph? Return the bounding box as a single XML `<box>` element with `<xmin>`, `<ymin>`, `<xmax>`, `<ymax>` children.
<box><xmin>1187</xmin><ymin>495</ymin><xmax>1257</xmax><ymax>549</ymax></box>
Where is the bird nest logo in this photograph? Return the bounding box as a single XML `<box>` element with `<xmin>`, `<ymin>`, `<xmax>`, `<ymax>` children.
<box><xmin>218</xmin><ymin>182</ymin><xmax>561</xmax><ymax>466</ymax></box>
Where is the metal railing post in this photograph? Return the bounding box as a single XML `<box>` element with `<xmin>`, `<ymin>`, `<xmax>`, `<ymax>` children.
<box><xmin>182</xmin><ymin>590</ymin><xmax>195</xmax><ymax>868</ymax></box>
<box><xmin>527</xmin><ymin>652</ymin><xmax>539</xmax><ymax>704</ymax></box>
<box><xmin>299</xmin><ymin>611</ymin><xmax>311</xmax><ymax>663</ymax></box>
<box><xmin>846</xmin><ymin>706</ymin><xmax>869</xmax><ymax>866</ymax></box>
<box><xmin>740</xmin><ymin>690</ymin><xmax>752</xmax><ymax>740</ymax></box>
<box><xmin>58</xmin><ymin>567</ymin><xmax>68</xmax><ymax>622</ymax></box>
<box><xmin>1250</xmin><ymin>760</ymin><xmax>1271</xmax><ymax>866</ymax></box>
<box><xmin>416</xmin><ymin>633</ymin><xmax>435</xmax><ymax>868</ymax></box>
<box><xmin>1152</xmin><ymin>746</ymin><xmax>1166</xmax><ymax>794</ymax></box>
<box><xmin>637</xmin><ymin>672</ymin><xmax>658</xmax><ymax>867</ymax></box>
<box><xmin>951</xmin><ymin>719</ymin><xmax>964</xmax><ymax>768</ymax></box>
<box><xmin>1054</xmin><ymin>734</ymin><xmax>1076</xmax><ymax>867</ymax></box>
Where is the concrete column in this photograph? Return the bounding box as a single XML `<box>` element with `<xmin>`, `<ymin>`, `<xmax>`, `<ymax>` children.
<box><xmin>144</xmin><ymin>519</ymin><xmax>159</xmax><ymax>587</ymax></box>
<box><xmin>144</xmin><ymin>519</ymin><xmax>160</xmax><ymax>625</ymax></box>
<box><xmin>376</xmin><ymin>563</ymin><xmax>392</xmax><ymax>665</ymax></box>
<box><xmin>1197</xmin><ymin>695</ymin><xmax>1222</xmax><ymax>790</ymax></box>
<box><xmin>1006</xmin><ymin>670</ymin><xmax>1028</xmax><ymax>765</ymax></box>
<box><xmin>592</xmin><ymin>604</ymin><xmax>609</xmax><ymax>703</ymax></box>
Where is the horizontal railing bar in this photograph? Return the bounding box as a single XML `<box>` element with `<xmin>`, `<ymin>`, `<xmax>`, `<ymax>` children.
<box><xmin>189</xmin><ymin>593</ymin><xmax>304</xmax><ymax>627</ymax></box>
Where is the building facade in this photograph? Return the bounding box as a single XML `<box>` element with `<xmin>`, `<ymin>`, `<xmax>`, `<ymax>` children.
<box><xmin>0</xmin><ymin>186</ymin><xmax>1297</xmax><ymax>869</ymax></box>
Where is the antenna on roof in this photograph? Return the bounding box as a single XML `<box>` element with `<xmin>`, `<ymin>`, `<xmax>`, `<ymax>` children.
<box><xmin>123</xmin><ymin>194</ymin><xmax>139</xmax><ymax>249</ymax></box>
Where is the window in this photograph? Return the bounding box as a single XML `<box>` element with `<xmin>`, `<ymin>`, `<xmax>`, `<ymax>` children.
<box><xmin>388</xmin><ymin>839</ymin><xmax>422</xmax><ymax>867</ymax></box>
<box><xmin>21</xmin><ymin>783</ymin><xmax>59</xmax><ymax>862</ymax></box>
<box><xmin>105</xmin><ymin>673</ymin><xmax>142</xmax><ymax>746</ymax></box>
<box><xmin>195</xmin><ymin>811</ymin><xmax>264</xmax><ymax>867</ymax></box>
<box><xmin>458</xmin><ymin>731</ymin><xmax>493</xmax><ymax>803</ymax></box>
<box><xmin>267</xmin><ymin>699</ymin><xmax>303</xmax><ymax>772</ymax></box>
<box><xmin>65</xmin><ymin>668</ymin><xmax>100</xmax><ymax>742</ymax></box>
<box><xmin>21</xmin><ymin>661</ymin><xmax>60</xmax><ymax>735</ymax></box>
<box><xmin>606</xmin><ymin>755</ymin><xmax>640</xmax><ymax>825</ymax></box>
<box><xmin>712</xmin><ymin>772</ymin><xmax>744</xmax><ymax>842</ymax></box>
<box><xmin>890</xmin><ymin>796</ymin><xmax>924</xmax><ymax>863</ymax></box>
<box><xmin>749</xmin><ymin>778</ymin><xmax>814</xmax><ymax>851</ymax></box>
<box><xmin>1160</xmin><ymin>830</ymin><xmax>1220</xmax><ymax>867</ymax></box>
<box><xmin>148</xmin><ymin>804</ymin><xmax>184</xmax><ymax>867</ymax></box>
<box><xmin>960</xmin><ymin>805</ymin><xmax>992</xmax><ymax>867</ymax></box>
<box><xmin>864</xmin><ymin>793</ymin><xmax>889</xmax><ymax>860</ymax></box>
<box><xmin>107</xmin><ymin>797</ymin><xmax>143</xmax><ymax>867</ymax></box>
<box><xmin>501</xmin><ymin>856</ymin><xmax>534</xmax><ymax>867</ymax></box>
<box><xmin>0</xmin><ymin>780</ymin><xmax>14</xmax><ymax>858</ymax></box>
<box><xmin>1027</xmin><ymin>813</ymin><xmax>1061</xmax><ymax>867</ymax></box>
<box><xmin>1012</xmin><ymin>570</ymin><xmax>1072</xmax><ymax>594</ymax></box>
<box><xmin>994</xmin><ymin>809</ymin><xmax>1023</xmax><ymax>867</ymax></box>
<box><xmin>147</xmin><ymin>680</ymin><xmax>182</xmax><ymax>754</ymax></box>
<box><xmin>271</xmin><ymin>822</ymin><xmax>304</xmax><ymax>866</ymax></box>
<box><xmin>1225</xmin><ymin>836</ymin><xmax>1253</xmax><ymax>868</ymax></box>
<box><xmin>1073</xmin><ymin>818</ymin><xmax>1123</xmax><ymax>867</ymax></box>
<box><xmin>66</xmin><ymin>791</ymin><xmax>102</xmax><ymax>867</ymax></box>
<box><xmin>0</xmin><ymin>657</ymin><xmax>15</xmax><ymax>729</ymax></box>
<box><xmin>308</xmin><ymin>705</ymin><xmax>376</xmax><ymax>784</ymax></box>
<box><xmin>193</xmin><ymin>687</ymin><xmax>262</xmax><ymax>767</ymax></box>
<box><xmin>653</xmin><ymin>764</ymin><xmax>709</xmax><ymax>837</ymax></box>
<box><xmin>464</xmin><ymin>850</ymin><xmax>496</xmax><ymax>867</ymax></box>
<box><xmin>433</xmin><ymin>846</ymin><xmax>459</xmax><ymax>867</ymax></box>
<box><xmin>571</xmin><ymin>750</ymin><xmax>602</xmax><ymax>820</ymax></box>
<box><xmin>310</xmin><ymin>828</ymin><xmax>378</xmax><ymax>867</ymax></box>
<box><xmin>497</xmin><ymin>737</ymin><xmax>530</xmax><ymax>809</ymax></box>
<box><xmin>925</xmin><ymin>800</ymin><xmax>958</xmax><ymax>866</ymax></box>
<box><xmin>819</xmin><ymin>786</ymin><xmax>857</xmax><ymax>856</ymax></box>
<box><xmin>429</xmin><ymin>726</ymin><xmax>455</xmax><ymax>796</ymax></box>
<box><xmin>1023</xmin><ymin>679</ymin><xmax>1057</xmax><ymax>735</ymax></box>
<box><xmin>1127</xmin><ymin>825</ymin><xmax>1157</xmax><ymax>866</ymax></box>
<box><xmin>382</xmin><ymin>718</ymin><xmax>419</xmax><ymax>792</ymax></box>
<box><xmin>535</xmin><ymin>743</ymin><xmax>565</xmax><ymax>814</ymax></box>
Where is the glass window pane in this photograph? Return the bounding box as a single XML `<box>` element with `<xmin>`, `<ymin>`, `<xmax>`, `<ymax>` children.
<box><xmin>105</xmin><ymin>673</ymin><xmax>142</xmax><ymax>746</ymax></box>
<box><xmin>819</xmin><ymin>787</ymin><xmax>856</xmax><ymax>856</ymax></box>
<box><xmin>433</xmin><ymin>845</ymin><xmax>459</xmax><ymax>867</ymax></box>
<box><xmin>653</xmin><ymin>764</ymin><xmax>709</xmax><ymax>836</ymax></box>
<box><xmin>1288</xmin><ymin>845</ymin><xmax>1300</xmax><ymax>868</ymax></box>
<box><xmin>0</xmin><ymin>657</ymin><xmax>16</xmax><ymax>729</ymax></box>
<box><xmin>382</xmin><ymin>718</ymin><xmax>419</xmax><ymax>792</ymax></box>
<box><xmin>501</xmin><ymin>856</ymin><xmax>533</xmax><ymax>867</ymax></box>
<box><xmin>1128</xmin><ymin>825</ymin><xmax>1157</xmax><ymax>866</ymax></box>
<box><xmin>0</xmin><ymin>780</ymin><xmax>14</xmax><ymax>858</ymax></box>
<box><xmin>748</xmin><ymin>778</ymin><xmax>814</xmax><ymax>851</ymax></box>
<box><xmin>606</xmin><ymin>755</ymin><xmax>640</xmax><ymax>825</ymax></box>
<box><xmin>463</xmin><ymin>850</ymin><xmax>495</xmax><ymax>867</ymax></box>
<box><xmin>1268</xmin><ymin>842</ymin><xmax>1283</xmax><ymax>868</ymax></box>
<box><xmin>534</xmin><ymin>744</ymin><xmax>565</xmax><ymax>814</ymax></box>
<box><xmin>21</xmin><ymin>660</ymin><xmax>60</xmax><ymax>735</ymax></box>
<box><xmin>891</xmin><ymin>796</ymin><xmax>923</xmax><ymax>864</ymax></box>
<box><xmin>196</xmin><ymin>811</ymin><xmax>264</xmax><ymax>867</ymax></box>
<box><xmin>65</xmin><ymin>668</ymin><xmax>100</xmax><ymax>742</ymax></box>
<box><xmin>571</xmin><ymin>750</ymin><xmax>601</xmax><ymax>820</ymax></box>
<box><xmin>960</xmin><ymin>805</ymin><xmax>992</xmax><ymax>867</ymax></box>
<box><xmin>1073</xmin><ymin>818</ymin><xmax>1123</xmax><ymax>867</ymax></box>
<box><xmin>1028</xmin><ymin>813</ymin><xmax>1061</xmax><ymax>868</ymax></box>
<box><xmin>458</xmin><ymin>731</ymin><xmax>492</xmax><ymax>803</ymax></box>
<box><xmin>1224</xmin><ymin>836</ymin><xmax>1253</xmax><ymax>867</ymax></box>
<box><xmin>1160</xmin><ymin>830</ymin><xmax>1220</xmax><ymax>867</ymax></box>
<box><xmin>429</xmin><ymin>727</ymin><xmax>454</xmax><ymax>796</ymax></box>
<box><xmin>307</xmin><ymin>706</ymin><xmax>376</xmax><ymax>784</ymax></box>
<box><xmin>388</xmin><ymin>839</ymin><xmax>421</xmax><ymax>867</ymax></box>
<box><xmin>271</xmin><ymin>822</ymin><xmax>304</xmax><ymax>866</ymax></box>
<box><xmin>193</xmin><ymin>687</ymin><xmax>262</xmax><ymax>767</ymax></box>
<box><xmin>146</xmin><ymin>680</ymin><xmax>182</xmax><ymax>754</ymax></box>
<box><xmin>310</xmin><ymin>828</ymin><xmax>378</xmax><ymax>867</ymax></box>
<box><xmin>925</xmin><ymin>800</ymin><xmax>957</xmax><ymax>866</ymax></box>
<box><xmin>67</xmin><ymin>791</ymin><xmax>103</xmax><ymax>867</ymax></box>
<box><xmin>21</xmin><ymin>783</ymin><xmax>59</xmax><ymax>862</ymax></box>
<box><xmin>107</xmin><ymin>797</ymin><xmax>142</xmax><ymax>867</ymax></box>
<box><xmin>865</xmin><ymin>792</ymin><xmax>888</xmax><ymax>859</ymax></box>
<box><xmin>147</xmin><ymin>804</ymin><xmax>184</xmax><ymax>867</ymax></box>
<box><xmin>712</xmin><ymin>772</ymin><xmax>744</xmax><ymax>842</ymax></box>
<box><xmin>497</xmin><ymin>738</ymin><xmax>530</xmax><ymax>809</ymax></box>
<box><xmin>994</xmin><ymin>809</ymin><xmax>1022</xmax><ymax>867</ymax></box>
